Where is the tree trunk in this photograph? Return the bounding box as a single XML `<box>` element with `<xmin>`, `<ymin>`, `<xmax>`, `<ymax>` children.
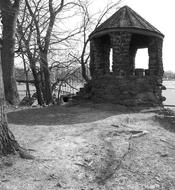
<box><xmin>22</xmin><ymin>55</ymin><xmax>31</xmax><ymax>98</ymax></box>
<box><xmin>0</xmin><ymin>44</ymin><xmax>19</xmax><ymax>155</ymax></box>
<box><xmin>31</xmin><ymin>65</ymin><xmax>45</xmax><ymax>106</ymax></box>
<box><xmin>0</xmin><ymin>0</ymin><xmax>34</xmax><ymax>159</ymax></box>
<box><xmin>40</xmin><ymin>51</ymin><xmax>53</xmax><ymax>105</ymax></box>
<box><xmin>26</xmin><ymin>50</ymin><xmax>45</xmax><ymax>106</ymax></box>
<box><xmin>81</xmin><ymin>61</ymin><xmax>89</xmax><ymax>82</ymax></box>
<box><xmin>80</xmin><ymin>40</ymin><xmax>90</xmax><ymax>82</ymax></box>
<box><xmin>0</xmin><ymin>106</ymin><xmax>19</xmax><ymax>155</ymax></box>
<box><xmin>43</xmin><ymin>66</ymin><xmax>53</xmax><ymax>105</ymax></box>
<box><xmin>1</xmin><ymin>8</ymin><xmax>19</xmax><ymax>105</ymax></box>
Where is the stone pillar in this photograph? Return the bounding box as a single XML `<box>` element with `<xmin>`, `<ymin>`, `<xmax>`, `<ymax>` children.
<box><xmin>110</xmin><ymin>32</ymin><xmax>131</xmax><ymax>76</ymax></box>
<box><xmin>129</xmin><ymin>47</ymin><xmax>137</xmax><ymax>75</ymax></box>
<box><xmin>90</xmin><ymin>37</ymin><xmax>110</xmax><ymax>77</ymax></box>
<box><xmin>157</xmin><ymin>38</ymin><xmax>164</xmax><ymax>77</ymax></box>
<box><xmin>0</xmin><ymin>39</ymin><xmax>4</xmax><ymax>102</ymax></box>
<box><xmin>148</xmin><ymin>37</ymin><xmax>163</xmax><ymax>76</ymax></box>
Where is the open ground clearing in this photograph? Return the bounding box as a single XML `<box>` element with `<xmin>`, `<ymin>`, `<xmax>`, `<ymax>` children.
<box><xmin>0</xmin><ymin>103</ymin><xmax>175</xmax><ymax>190</ymax></box>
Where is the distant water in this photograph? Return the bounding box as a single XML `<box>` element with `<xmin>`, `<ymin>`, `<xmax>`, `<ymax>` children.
<box><xmin>17</xmin><ymin>84</ymin><xmax>35</xmax><ymax>100</ymax></box>
<box><xmin>163</xmin><ymin>81</ymin><xmax>175</xmax><ymax>106</ymax></box>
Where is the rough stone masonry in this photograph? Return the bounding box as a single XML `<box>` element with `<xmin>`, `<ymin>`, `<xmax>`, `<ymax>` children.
<box><xmin>77</xmin><ymin>6</ymin><xmax>166</xmax><ymax>106</ymax></box>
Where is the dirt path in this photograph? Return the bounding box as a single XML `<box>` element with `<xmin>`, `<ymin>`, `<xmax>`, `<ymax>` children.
<box><xmin>0</xmin><ymin>104</ymin><xmax>175</xmax><ymax>190</ymax></box>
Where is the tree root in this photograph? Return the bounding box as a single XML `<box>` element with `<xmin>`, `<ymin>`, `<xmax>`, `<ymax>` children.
<box><xmin>18</xmin><ymin>148</ymin><xmax>35</xmax><ymax>160</ymax></box>
<box><xmin>0</xmin><ymin>121</ymin><xmax>35</xmax><ymax>159</ymax></box>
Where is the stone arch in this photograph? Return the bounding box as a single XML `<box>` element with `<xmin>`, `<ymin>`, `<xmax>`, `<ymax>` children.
<box><xmin>90</xmin><ymin>32</ymin><xmax>163</xmax><ymax>78</ymax></box>
<box><xmin>129</xmin><ymin>33</ymin><xmax>163</xmax><ymax>77</ymax></box>
<box><xmin>135</xmin><ymin>48</ymin><xmax>149</xmax><ymax>70</ymax></box>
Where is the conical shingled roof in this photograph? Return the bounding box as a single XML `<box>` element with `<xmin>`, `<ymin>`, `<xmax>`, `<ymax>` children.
<box><xmin>90</xmin><ymin>6</ymin><xmax>164</xmax><ymax>39</ymax></box>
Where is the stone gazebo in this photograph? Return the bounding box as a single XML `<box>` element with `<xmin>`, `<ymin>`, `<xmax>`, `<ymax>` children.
<box><xmin>78</xmin><ymin>6</ymin><xmax>165</xmax><ymax>106</ymax></box>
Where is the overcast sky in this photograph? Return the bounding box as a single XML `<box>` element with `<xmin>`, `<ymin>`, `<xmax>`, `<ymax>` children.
<box><xmin>2</xmin><ymin>0</ymin><xmax>173</xmax><ymax>72</ymax></box>
<box><xmin>92</xmin><ymin>0</ymin><xmax>175</xmax><ymax>72</ymax></box>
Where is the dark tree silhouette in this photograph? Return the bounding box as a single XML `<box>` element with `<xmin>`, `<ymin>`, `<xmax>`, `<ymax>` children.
<box><xmin>0</xmin><ymin>40</ymin><xmax>19</xmax><ymax>155</ymax></box>
<box><xmin>1</xmin><ymin>0</ymin><xmax>20</xmax><ymax>105</ymax></box>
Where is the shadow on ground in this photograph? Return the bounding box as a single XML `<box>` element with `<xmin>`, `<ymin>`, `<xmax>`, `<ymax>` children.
<box><xmin>7</xmin><ymin>103</ymin><xmax>129</xmax><ymax>126</ymax></box>
<box><xmin>155</xmin><ymin>116</ymin><xmax>175</xmax><ymax>133</ymax></box>
<box><xmin>154</xmin><ymin>108</ymin><xmax>175</xmax><ymax>133</ymax></box>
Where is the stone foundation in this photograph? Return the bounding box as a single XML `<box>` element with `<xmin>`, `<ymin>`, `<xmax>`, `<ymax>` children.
<box><xmin>77</xmin><ymin>74</ymin><xmax>166</xmax><ymax>107</ymax></box>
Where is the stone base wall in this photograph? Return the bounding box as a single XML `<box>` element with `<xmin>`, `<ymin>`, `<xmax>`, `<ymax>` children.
<box><xmin>76</xmin><ymin>75</ymin><xmax>166</xmax><ymax>107</ymax></box>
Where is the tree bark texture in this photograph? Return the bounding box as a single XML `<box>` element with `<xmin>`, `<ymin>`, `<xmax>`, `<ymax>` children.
<box><xmin>1</xmin><ymin>2</ymin><xmax>20</xmax><ymax>105</ymax></box>
<box><xmin>0</xmin><ymin>46</ymin><xmax>18</xmax><ymax>155</ymax></box>
<box><xmin>40</xmin><ymin>51</ymin><xmax>53</xmax><ymax>105</ymax></box>
<box><xmin>22</xmin><ymin>55</ymin><xmax>31</xmax><ymax>98</ymax></box>
<box><xmin>31</xmin><ymin>65</ymin><xmax>45</xmax><ymax>106</ymax></box>
<box><xmin>0</xmin><ymin>106</ymin><xmax>19</xmax><ymax>155</ymax></box>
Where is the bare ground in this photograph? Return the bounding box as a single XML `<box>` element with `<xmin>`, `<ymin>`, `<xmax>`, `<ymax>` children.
<box><xmin>0</xmin><ymin>103</ymin><xmax>175</xmax><ymax>190</ymax></box>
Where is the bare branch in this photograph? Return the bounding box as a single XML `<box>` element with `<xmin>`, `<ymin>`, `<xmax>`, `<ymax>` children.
<box><xmin>25</xmin><ymin>0</ymin><xmax>42</xmax><ymax>49</ymax></box>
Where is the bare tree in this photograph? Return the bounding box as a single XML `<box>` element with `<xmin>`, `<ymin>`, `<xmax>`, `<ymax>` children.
<box><xmin>71</xmin><ymin>0</ymin><xmax>122</xmax><ymax>81</ymax></box>
<box><xmin>16</xmin><ymin>0</ymin><xmax>81</xmax><ymax>105</ymax></box>
<box><xmin>17</xmin><ymin>9</ymin><xmax>45</xmax><ymax>105</ymax></box>
<box><xmin>0</xmin><ymin>0</ymin><xmax>21</xmax><ymax>105</ymax></box>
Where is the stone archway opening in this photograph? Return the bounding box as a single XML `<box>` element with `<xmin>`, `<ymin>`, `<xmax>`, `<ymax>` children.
<box><xmin>135</xmin><ymin>48</ymin><xmax>149</xmax><ymax>70</ymax></box>
<box><xmin>109</xmin><ymin>48</ymin><xmax>113</xmax><ymax>72</ymax></box>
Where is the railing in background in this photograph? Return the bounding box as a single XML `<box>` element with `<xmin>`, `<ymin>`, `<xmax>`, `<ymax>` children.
<box><xmin>17</xmin><ymin>66</ymin><xmax>87</xmax><ymax>100</ymax></box>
